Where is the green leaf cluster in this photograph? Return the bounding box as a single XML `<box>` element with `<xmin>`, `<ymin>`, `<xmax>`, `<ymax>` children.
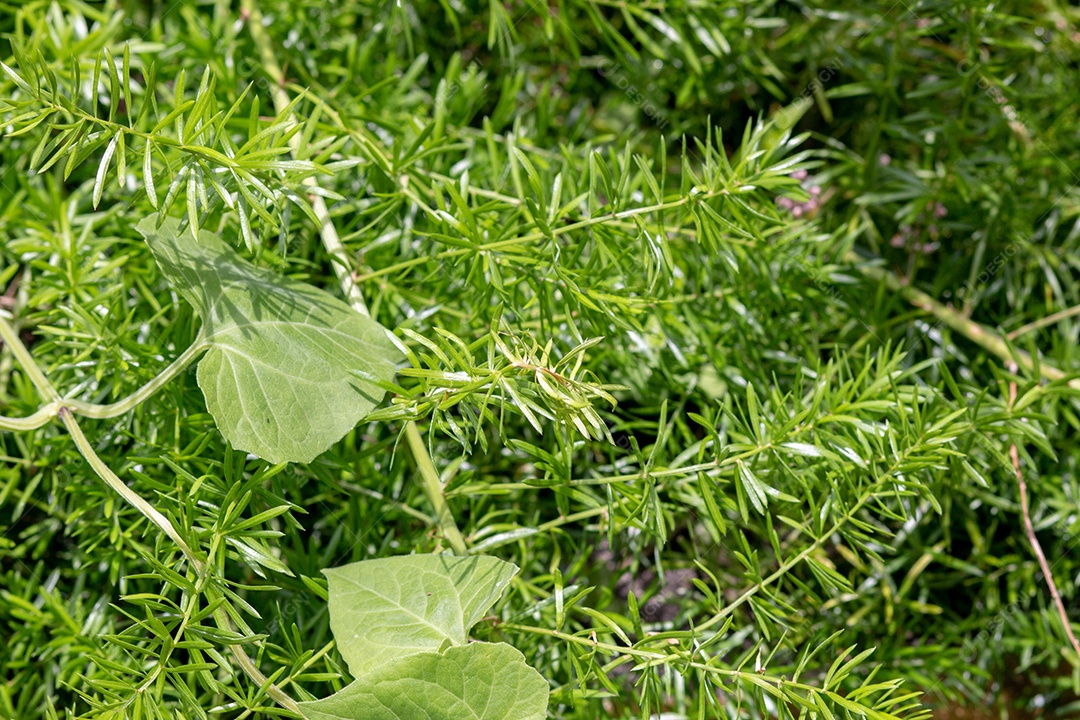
<box><xmin>300</xmin><ymin>554</ymin><xmax>547</xmax><ymax>720</ymax></box>
<box><xmin>137</xmin><ymin>215</ymin><xmax>400</xmax><ymax>464</ymax></box>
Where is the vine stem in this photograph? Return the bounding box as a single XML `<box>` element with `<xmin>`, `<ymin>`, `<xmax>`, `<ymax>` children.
<box><xmin>0</xmin><ymin>315</ymin><xmax>303</xmax><ymax>716</ymax></box>
<box><xmin>59</xmin><ymin>407</ymin><xmax>199</xmax><ymax>561</ymax></box>
<box><xmin>404</xmin><ymin>421</ymin><xmax>469</xmax><ymax>555</ymax></box>
<box><xmin>0</xmin><ymin>330</ymin><xmax>207</xmax><ymax>431</ymax></box>
<box><xmin>64</xmin><ymin>407</ymin><xmax>303</xmax><ymax>715</ymax></box>
<box><xmin>1006</xmin><ymin>363</ymin><xmax>1080</xmax><ymax>663</ymax></box>
<box><xmin>241</xmin><ymin>0</ymin><xmax>469</xmax><ymax>555</ymax></box>
<box><xmin>66</xmin><ymin>334</ymin><xmax>209</xmax><ymax>418</ymax></box>
<box><xmin>0</xmin><ymin>311</ymin><xmax>58</xmax><ymax>401</ymax></box>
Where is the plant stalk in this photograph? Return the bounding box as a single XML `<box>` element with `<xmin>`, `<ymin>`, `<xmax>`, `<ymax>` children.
<box><xmin>241</xmin><ymin>0</ymin><xmax>469</xmax><ymax>555</ymax></box>
<box><xmin>1007</xmin><ymin>302</ymin><xmax>1080</xmax><ymax>341</ymax></box>
<box><xmin>0</xmin><ymin>313</ymin><xmax>58</xmax><ymax>400</ymax></box>
<box><xmin>852</xmin><ymin>254</ymin><xmax>1080</xmax><ymax>391</ymax></box>
<box><xmin>0</xmin><ymin>330</ymin><xmax>207</xmax><ymax>430</ymax></box>
<box><xmin>60</xmin><ymin>407</ymin><xmax>199</xmax><ymax>560</ymax></box>
<box><xmin>1</xmin><ymin>312</ymin><xmax>302</xmax><ymax>716</ymax></box>
<box><xmin>0</xmin><ymin>402</ymin><xmax>60</xmax><ymax>431</ymax></box>
<box><xmin>1007</xmin><ymin>367</ymin><xmax>1080</xmax><ymax>663</ymax></box>
<box><xmin>404</xmin><ymin>420</ymin><xmax>469</xmax><ymax>555</ymax></box>
<box><xmin>65</xmin><ymin>334</ymin><xmax>208</xmax><ymax>418</ymax></box>
<box><xmin>60</xmin><ymin>407</ymin><xmax>304</xmax><ymax>716</ymax></box>
<box><xmin>240</xmin><ymin>0</ymin><xmax>368</xmax><ymax>318</ymax></box>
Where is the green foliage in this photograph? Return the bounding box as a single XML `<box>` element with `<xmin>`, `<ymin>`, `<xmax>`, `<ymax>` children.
<box><xmin>138</xmin><ymin>215</ymin><xmax>400</xmax><ymax>464</ymax></box>
<box><xmin>323</xmin><ymin>554</ymin><xmax>518</xmax><ymax>677</ymax></box>
<box><xmin>1</xmin><ymin>0</ymin><xmax>1080</xmax><ymax>718</ymax></box>
<box><xmin>301</xmin><ymin>643</ymin><xmax>548</xmax><ymax>720</ymax></box>
<box><xmin>301</xmin><ymin>555</ymin><xmax>547</xmax><ymax>720</ymax></box>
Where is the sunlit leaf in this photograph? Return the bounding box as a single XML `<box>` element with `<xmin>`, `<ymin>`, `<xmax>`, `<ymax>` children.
<box><xmin>324</xmin><ymin>554</ymin><xmax>518</xmax><ymax>677</ymax></box>
<box><xmin>299</xmin><ymin>643</ymin><xmax>548</xmax><ymax>720</ymax></box>
<box><xmin>138</xmin><ymin>214</ymin><xmax>401</xmax><ymax>463</ymax></box>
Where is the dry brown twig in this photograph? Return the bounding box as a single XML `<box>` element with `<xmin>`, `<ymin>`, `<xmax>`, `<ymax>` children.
<box><xmin>1007</xmin><ymin>360</ymin><xmax>1080</xmax><ymax>663</ymax></box>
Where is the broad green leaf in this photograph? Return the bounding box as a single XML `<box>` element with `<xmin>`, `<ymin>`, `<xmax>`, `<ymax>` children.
<box><xmin>299</xmin><ymin>643</ymin><xmax>548</xmax><ymax>720</ymax></box>
<box><xmin>137</xmin><ymin>214</ymin><xmax>400</xmax><ymax>464</ymax></box>
<box><xmin>325</xmin><ymin>554</ymin><xmax>518</xmax><ymax>678</ymax></box>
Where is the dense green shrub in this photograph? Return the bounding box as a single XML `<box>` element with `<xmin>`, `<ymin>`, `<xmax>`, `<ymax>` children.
<box><xmin>2</xmin><ymin>0</ymin><xmax>1080</xmax><ymax>717</ymax></box>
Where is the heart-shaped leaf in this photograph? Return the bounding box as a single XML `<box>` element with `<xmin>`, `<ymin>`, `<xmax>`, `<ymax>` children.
<box><xmin>137</xmin><ymin>215</ymin><xmax>400</xmax><ymax>464</ymax></box>
<box><xmin>298</xmin><ymin>643</ymin><xmax>549</xmax><ymax>720</ymax></box>
<box><xmin>324</xmin><ymin>554</ymin><xmax>518</xmax><ymax>678</ymax></box>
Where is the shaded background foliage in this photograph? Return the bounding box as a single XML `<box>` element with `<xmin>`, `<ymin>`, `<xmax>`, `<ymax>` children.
<box><xmin>2</xmin><ymin>0</ymin><xmax>1080</xmax><ymax>718</ymax></box>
